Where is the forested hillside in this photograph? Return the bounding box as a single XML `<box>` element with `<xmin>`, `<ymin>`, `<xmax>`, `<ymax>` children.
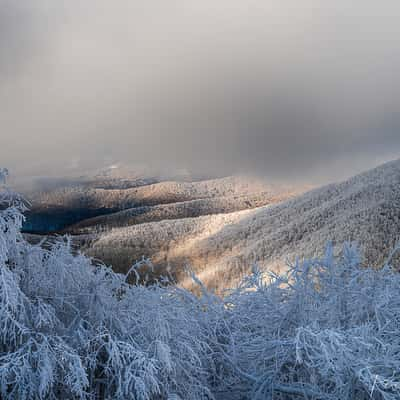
<box><xmin>85</xmin><ymin>159</ymin><xmax>400</xmax><ymax>292</ymax></box>
<box><xmin>68</xmin><ymin>192</ymin><xmax>282</xmax><ymax>234</ymax></box>
<box><xmin>21</xmin><ymin>171</ymin><xmax>303</xmax><ymax>233</ymax></box>
<box><xmin>27</xmin><ymin>175</ymin><xmax>289</xmax><ymax>210</ymax></box>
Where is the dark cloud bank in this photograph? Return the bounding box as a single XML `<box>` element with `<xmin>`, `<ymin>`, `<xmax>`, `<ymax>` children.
<box><xmin>1</xmin><ymin>0</ymin><xmax>400</xmax><ymax>183</ymax></box>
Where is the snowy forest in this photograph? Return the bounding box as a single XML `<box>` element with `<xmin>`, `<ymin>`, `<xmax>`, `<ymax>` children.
<box><xmin>2</xmin><ymin>171</ymin><xmax>400</xmax><ymax>399</ymax></box>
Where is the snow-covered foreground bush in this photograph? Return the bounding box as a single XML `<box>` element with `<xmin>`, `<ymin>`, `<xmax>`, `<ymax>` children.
<box><xmin>1</xmin><ymin>184</ymin><xmax>400</xmax><ymax>399</ymax></box>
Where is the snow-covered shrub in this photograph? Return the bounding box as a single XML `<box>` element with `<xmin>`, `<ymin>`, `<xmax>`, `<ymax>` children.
<box><xmin>1</xmin><ymin>177</ymin><xmax>400</xmax><ymax>399</ymax></box>
<box><xmin>219</xmin><ymin>243</ymin><xmax>400</xmax><ymax>399</ymax></box>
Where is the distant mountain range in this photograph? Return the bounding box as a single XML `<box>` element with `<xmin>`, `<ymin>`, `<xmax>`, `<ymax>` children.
<box><xmin>20</xmin><ymin>160</ymin><xmax>400</xmax><ymax>292</ymax></box>
<box><xmin>20</xmin><ymin>171</ymin><xmax>302</xmax><ymax>233</ymax></box>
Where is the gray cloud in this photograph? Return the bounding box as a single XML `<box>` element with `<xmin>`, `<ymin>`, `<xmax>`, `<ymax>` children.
<box><xmin>1</xmin><ymin>0</ymin><xmax>400</xmax><ymax>183</ymax></box>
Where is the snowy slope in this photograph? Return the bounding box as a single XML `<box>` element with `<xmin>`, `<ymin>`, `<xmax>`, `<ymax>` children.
<box><xmin>68</xmin><ymin>191</ymin><xmax>300</xmax><ymax>234</ymax></box>
<box><xmin>28</xmin><ymin>175</ymin><xmax>296</xmax><ymax>210</ymax></box>
<box><xmin>85</xmin><ymin>159</ymin><xmax>400</xmax><ymax>292</ymax></box>
<box><xmin>23</xmin><ymin>174</ymin><xmax>302</xmax><ymax>233</ymax></box>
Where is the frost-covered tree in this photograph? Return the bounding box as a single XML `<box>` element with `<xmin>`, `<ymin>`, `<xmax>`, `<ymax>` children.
<box><xmin>0</xmin><ymin>176</ymin><xmax>216</xmax><ymax>399</ymax></box>
<box><xmin>1</xmin><ymin>171</ymin><xmax>400</xmax><ymax>399</ymax></box>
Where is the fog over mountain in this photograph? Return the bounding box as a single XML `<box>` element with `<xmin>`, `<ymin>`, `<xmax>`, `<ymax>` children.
<box><xmin>1</xmin><ymin>0</ymin><xmax>400</xmax><ymax>181</ymax></box>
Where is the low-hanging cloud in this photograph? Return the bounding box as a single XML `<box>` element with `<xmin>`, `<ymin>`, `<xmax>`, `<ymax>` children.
<box><xmin>1</xmin><ymin>0</ymin><xmax>400</xmax><ymax>182</ymax></box>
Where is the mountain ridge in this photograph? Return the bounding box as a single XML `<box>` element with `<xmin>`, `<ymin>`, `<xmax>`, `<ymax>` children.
<box><xmin>84</xmin><ymin>158</ymin><xmax>400</xmax><ymax>291</ymax></box>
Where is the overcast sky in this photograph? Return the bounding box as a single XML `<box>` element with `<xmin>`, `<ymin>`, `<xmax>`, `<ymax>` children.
<box><xmin>1</xmin><ymin>0</ymin><xmax>400</xmax><ymax>182</ymax></box>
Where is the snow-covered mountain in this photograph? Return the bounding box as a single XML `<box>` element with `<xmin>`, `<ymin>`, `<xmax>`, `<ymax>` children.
<box><xmin>68</xmin><ymin>191</ymin><xmax>300</xmax><ymax>234</ymax></box>
<box><xmin>27</xmin><ymin>175</ymin><xmax>297</xmax><ymax>210</ymax></box>
<box><xmin>84</xmin><ymin>159</ymin><xmax>400</xmax><ymax>292</ymax></box>
<box><xmin>21</xmin><ymin>174</ymin><xmax>302</xmax><ymax>233</ymax></box>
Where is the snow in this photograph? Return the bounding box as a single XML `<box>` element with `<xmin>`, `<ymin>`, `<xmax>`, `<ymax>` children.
<box><xmin>86</xmin><ymin>159</ymin><xmax>400</xmax><ymax>292</ymax></box>
<box><xmin>2</xmin><ymin>167</ymin><xmax>400</xmax><ymax>398</ymax></box>
<box><xmin>69</xmin><ymin>191</ymin><xmax>292</xmax><ymax>234</ymax></box>
<box><xmin>26</xmin><ymin>175</ymin><xmax>299</xmax><ymax>210</ymax></box>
